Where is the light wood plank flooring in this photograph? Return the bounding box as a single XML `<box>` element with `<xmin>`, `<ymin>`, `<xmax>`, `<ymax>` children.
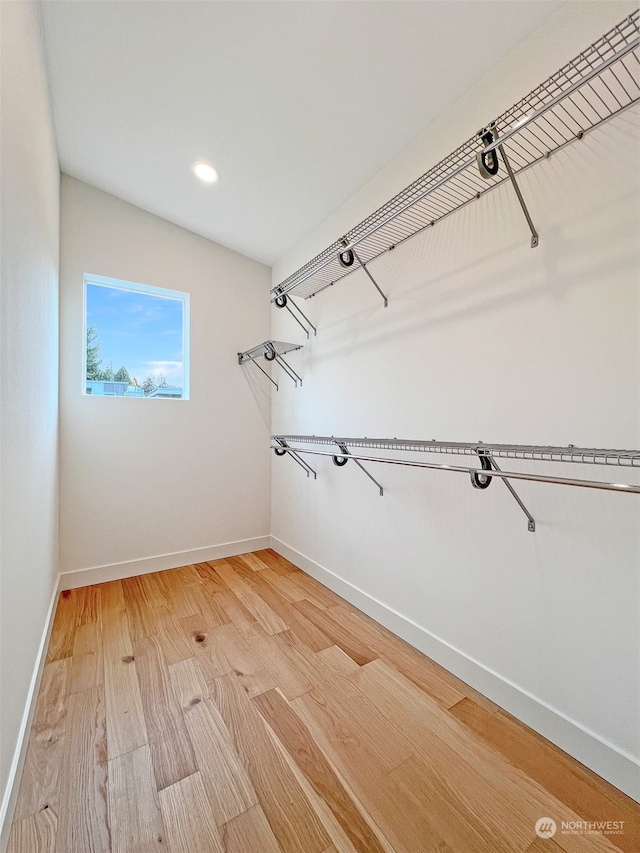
<box><xmin>8</xmin><ymin>550</ymin><xmax>639</xmax><ymax>852</ymax></box>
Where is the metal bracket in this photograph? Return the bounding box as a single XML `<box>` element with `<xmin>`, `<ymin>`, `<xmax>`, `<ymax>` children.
<box><xmin>238</xmin><ymin>352</ymin><xmax>278</xmax><ymax>389</ymax></box>
<box><xmin>472</xmin><ymin>447</ymin><xmax>536</xmax><ymax>532</ymax></box>
<box><xmin>238</xmin><ymin>341</ymin><xmax>303</xmax><ymax>389</ymax></box>
<box><xmin>489</xmin><ymin>456</ymin><xmax>536</xmax><ymax>532</ymax></box>
<box><xmin>273</xmin><ymin>291</ymin><xmax>317</xmax><ymax>338</ymax></box>
<box><xmin>333</xmin><ymin>442</ymin><xmax>384</xmax><ymax>496</ymax></box>
<box><xmin>273</xmin><ymin>351</ymin><xmax>302</xmax><ymax>387</ymax></box>
<box><xmin>497</xmin><ymin>142</ymin><xmax>539</xmax><ymax>249</ymax></box>
<box><xmin>339</xmin><ymin>239</ymin><xmax>388</xmax><ymax>307</ymax></box>
<box><xmin>273</xmin><ymin>439</ymin><xmax>317</xmax><ymax>479</ymax></box>
<box><xmin>477</xmin><ymin>124</ymin><xmax>539</xmax><ymax>249</ymax></box>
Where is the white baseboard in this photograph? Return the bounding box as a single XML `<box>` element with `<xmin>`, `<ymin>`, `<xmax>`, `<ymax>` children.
<box><xmin>271</xmin><ymin>536</ymin><xmax>640</xmax><ymax>803</ymax></box>
<box><xmin>59</xmin><ymin>536</ymin><xmax>272</xmax><ymax>590</ymax></box>
<box><xmin>0</xmin><ymin>577</ymin><xmax>61</xmax><ymax>852</ymax></box>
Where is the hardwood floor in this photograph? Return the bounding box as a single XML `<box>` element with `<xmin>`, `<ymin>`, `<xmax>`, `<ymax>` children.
<box><xmin>7</xmin><ymin>550</ymin><xmax>639</xmax><ymax>852</ymax></box>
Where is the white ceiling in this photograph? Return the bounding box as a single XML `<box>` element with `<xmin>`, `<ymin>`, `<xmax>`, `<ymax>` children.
<box><xmin>40</xmin><ymin>1</ymin><xmax>564</xmax><ymax>266</ymax></box>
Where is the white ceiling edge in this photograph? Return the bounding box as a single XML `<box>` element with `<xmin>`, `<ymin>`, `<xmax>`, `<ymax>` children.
<box><xmin>272</xmin><ymin>0</ymin><xmax>638</xmax><ymax>285</ymax></box>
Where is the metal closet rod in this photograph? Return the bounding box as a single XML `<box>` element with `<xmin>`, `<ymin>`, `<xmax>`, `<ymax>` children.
<box><xmin>270</xmin><ymin>435</ymin><xmax>640</xmax><ymax>494</ymax></box>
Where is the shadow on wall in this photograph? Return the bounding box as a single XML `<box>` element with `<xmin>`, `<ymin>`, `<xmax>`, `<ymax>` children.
<box><xmin>291</xmin><ymin>116</ymin><xmax>639</xmax><ymax>364</ymax></box>
<box><xmin>240</xmin><ymin>358</ymin><xmax>272</xmax><ymax>430</ymax></box>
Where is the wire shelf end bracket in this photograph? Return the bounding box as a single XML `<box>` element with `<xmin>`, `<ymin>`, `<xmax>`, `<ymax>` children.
<box><xmin>238</xmin><ymin>340</ymin><xmax>304</xmax><ymax>388</ymax></box>
<box><xmin>272</xmin><ymin>291</ymin><xmax>317</xmax><ymax>338</ymax></box>
<box><xmin>333</xmin><ymin>442</ymin><xmax>384</xmax><ymax>496</ymax></box>
<box><xmin>273</xmin><ymin>438</ymin><xmax>317</xmax><ymax>479</ymax></box>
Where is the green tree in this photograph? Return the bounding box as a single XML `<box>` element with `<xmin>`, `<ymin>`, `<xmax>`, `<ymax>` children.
<box><xmin>142</xmin><ymin>375</ymin><xmax>157</xmax><ymax>396</ymax></box>
<box><xmin>86</xmin><ymin>325</ymin><xmax>103</xmax><ymax>380</ymax></box>
<box><xmin>102</xmin><ymin>367</ymin><xmax>115</xmax><ymax>382</ymax></box>
<box><xmin>113</xmin><ymin>366</ymin><xmax>131</xmax><ymax>383</ymax></box>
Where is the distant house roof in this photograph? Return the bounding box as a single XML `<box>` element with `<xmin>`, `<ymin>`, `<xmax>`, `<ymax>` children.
<box><xmin>146</xmin><ymin>386</ymin><xmax>183</xmax><ymax>398</ymax></box>
<box><xmin>86</xmin><ymin>381</ymin><xmax>144</xmax><ymax>397</ymax></box>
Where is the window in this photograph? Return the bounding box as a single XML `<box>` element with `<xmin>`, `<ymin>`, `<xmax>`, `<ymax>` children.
<box><xmin>84</xmin><ymin>274</ymin><xmax>190</xmax><ymax>399</ymax></box>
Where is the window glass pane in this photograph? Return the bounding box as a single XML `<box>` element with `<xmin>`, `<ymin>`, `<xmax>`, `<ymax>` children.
<box><xmin>84</xmin><ymin>276</ymin><xmax>189</xmax><ymax>399</ymax></box>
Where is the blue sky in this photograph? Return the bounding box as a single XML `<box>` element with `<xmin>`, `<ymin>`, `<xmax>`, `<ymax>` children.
<box><xmin>86</xmin><ymin>282</ymin><xmax>185</xmax><ymax>386</ymax></box>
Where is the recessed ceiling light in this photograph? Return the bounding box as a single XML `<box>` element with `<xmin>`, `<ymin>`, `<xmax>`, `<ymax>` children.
<box><xmin>192</xmin><ymin>161</ymin><xmax>219</xmax><ymax>184</ymax></box>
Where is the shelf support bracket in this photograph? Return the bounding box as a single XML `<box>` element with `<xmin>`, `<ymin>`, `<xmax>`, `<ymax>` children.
<box><xmin>333</xmin><ymin>442</ymin><xmax>384</xmax><ymax>496</ymax></box>
<box><xmin>352</xmin><ymin>249</ymin><xmax>388</xmax><ymax>307</ymax></box>
<box><xmin>274</xmin><ymin>353</ymin><xmax>302</xmax><ymax>387</ymax></box>
<box><xmin>489</xmin><ymin>456</ymin><xmax>536</xmax><ymax>532</ymax></box>
<box><xmin>274</xmin><ymin>291</ymin><xmax>317</xmax><ymax>338</ymax></box>
<box><xmin>273</xmin><ymin>439</ymin><xmax>317</xmax><ymax>479</ymax></box>
<box><xmin>497</xmin><ymin>142</ymin><xmax>539</xmax><ymax>249</ymax></box>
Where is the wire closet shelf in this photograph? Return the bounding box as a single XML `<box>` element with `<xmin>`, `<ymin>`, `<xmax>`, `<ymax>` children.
<box><xmin>238</xmin><ymin>340</ymin><xmax>303</xmax><ymax>388</ymax></box>
<box><xmin>271</xmin><ymin>11</ymin><xmax>640</xmax><ymax>306</ymax></box>
<box><xmin>271</xmin><ymin>435</ymin><xmax>640</xmax><ymax>532</ymax></box>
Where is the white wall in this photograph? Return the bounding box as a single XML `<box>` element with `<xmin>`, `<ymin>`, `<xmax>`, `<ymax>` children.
<box><xmin>271</xmin><ymin>2</ymin><xmax>640</xmax><ymax>798</ymax></box>
<box><xmin>0</xmin><ymin>0</ymin><xmax>60</xmax><ymax>832</ymax></box>
<box><xmin>59</xmin><ymin>177</ymin><xmax>271</xmax><ymax>581</ymax></box>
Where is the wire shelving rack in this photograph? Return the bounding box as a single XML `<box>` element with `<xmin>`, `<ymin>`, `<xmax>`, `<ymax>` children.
<box><xmin>271</xmin><ymin>12</ymin><xmax>640</xmax><ymax>311</ymax></box>
<box><xmin>271</xmin><ymin>434</ymin><xmax>640</xmax><ymax>532</ymax></box>
<box><xmin>238</xmin><ymin>341</ymin><xmax>303</xmax><ymax>389</ymax></box>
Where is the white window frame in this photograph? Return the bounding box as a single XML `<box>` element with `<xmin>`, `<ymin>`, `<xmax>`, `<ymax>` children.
<box><xmin>83</xmin><ymin>273</ymin><xmax>190</xmax><ymax>400</ymax></box>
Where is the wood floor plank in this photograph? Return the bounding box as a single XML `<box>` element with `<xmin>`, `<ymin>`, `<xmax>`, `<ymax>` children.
<box><xmin>449</xmin><ymin>697</ymin><xmax>640</xmax><ymax>852</ymax></box>
<box><xmin>211</xmin><ymin>560</ymin><xmax>254</xmax><ymax>598</ymax></box>
<box><xmin>328</xmin><ymin>605</ymin><xmax>466</xmax><ymax>710</ymax></box>
<box><xmin>248</xmin><ymin>578</ymin><xmax>334</xmax><ymax>653</ymax></box>
<box><xmin>252</xmin><ymin>630</ymin><xmax>315</xmax><ymax>700</ymax></box>
<box><xmin>353</xmin><ymin>659</ymin><xmax>623</xmax><ymax>853</ymax></box>
<box><xmin>259</xmin><ymin>566</ymin><xmax>308</xmax><ymax>602</ymax></box>
<box><xmin>286</xmin><ymin>571</ymin><xmax>346</xmax><ymax>610</ymax></box>
<box><xmin>168</xmin><ymin>655</ymin><xmax>210</xmax><ymax>707</ymax></box>
<box><xmin>122</xmin><ymin>574</ymin><xmax>166</xmax><ymax>642</ymax></box>
<box><xmin>333</xmin><ymin>604</ymin><xmax>497</xmax><ymax>713</ymax></box>
<box><xmin>133</xmin><ymin>635</ymin><xmax>198</xmax><ymax>790</ymax></box>
<box><xmin>46</xmin><ymin>590</ymin><xmax>77</xmax><ymax>663</ymax></box>
<box><xmin>13</xmin><ymin>658</ymin><xmax>71</xmax><ymax>821</ymax></box>
<box><xmin>293</xmin><ymin>600</ymin><xmax>377</xmax><ymax>666</ymax></box>
<box><xmin>219</xmin><ymin>804</ymin><xmax>283</xmax><ymax>853</ymax></box>
<box><xmin>309</xmin><ymin>646</ymin><xmax>413</xmax><ymax>773</ymax></box>
<box><xmin>389</xmin><ymin>754</ymin><xmax>508</xmax><ymax>852</ymax></box>
<box><xmin>291</xmin><ymin>689</ymin><xmax>443</xmax><ymax>853</ymax></box>
<box><xmin>179</xmin><ymin>613</ymin><xmax>231</xmax><ymax>681</ymax></box>
<box><xmin>240</xmin><ymin>590</ymin><xmax>289</xmax><ymax>635</ymax></box>
<box><xmin>7</xmin><ymin>806</ymin><xmax>57</xmax><ymax>853</ymax></box>
<box><xmin>70</xmin><ymin>621</ymin><xmax>103</xmax><ymax>695</ymax></box>
<box><xmin>213</xmin><ymin>623</ymin><xmax>276</xmax><ymax>697</ymax></box>
<box><xmin>158</xmin><ymin>772</ymin><xmax>224</xmax><ymax>853</ymax></box>
<box><xmin>254</xmin><ymin>688</ymin><xmax>388</xmax><ymax>853</ymax></box>
<box><xmin>157</xmin><ymin>567</ymin><xmax>203</xmax><ymax>621</ymax></box>
<box><xmin>55</xmin><ymin>685</ymin><xmax>110</xmax><ymax>853</ymax></box>
<box><xmin>108</xmin><ymin>744</ymin><xmax>165</xmax><ymax>853</ymax></box>
<box><xmin>236</xmin><ymin>551</ymin><xmax>272</xmax><ymax>572</ymax></box>
<box><xmin>155</xmin><ymin>607</ymin><xmax>197</xmax><ymax>666</ymax></box>
<box><xmin>254</xmin><ymin>549</ymin><xmax>299</xmax><ymax>576</ymax></box>
<box><xmin>213</xmin><ymin>589</ymin><xmax>266</xmax><ymax>642</ymax></box>
<box><xmin>169</xmin><ymin>657</ymin><xmax>258</xmax><ymax>824</ymax></box>
<box><xmin>101</xmin><ymin>605</ymin><xmax>147</xmax><ymax>760</ymax></box>
<box><xmin>197</xmin><ymin>585</ymin><xmax>231</xmax><ymax>629</ymax></box>
<box><xmin>75</xmin><ymin>585</ymin><xmax>101</xmax><ymax>626</ymax></box>
<box><xmin>210</xmin><ymin>673</ymin><xmax>331</xmax><ymax>853</ymax></box>
<box><xmin>98</xmin><ymin>579</ymin><xmax>126</xmax><ymax>619</ymax></box>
